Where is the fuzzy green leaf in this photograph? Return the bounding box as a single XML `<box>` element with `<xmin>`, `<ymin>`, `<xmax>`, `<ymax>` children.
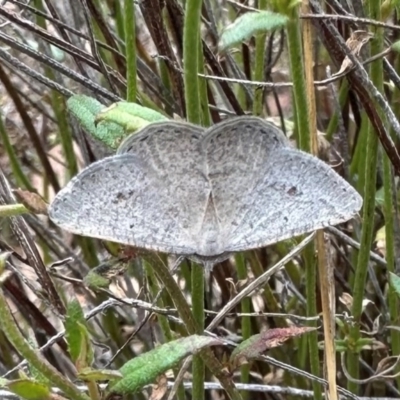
<box><xmin>75</xmin><ymin>322</ymin><xmax>94</xmax><ymax>370</ymax></box>
<box><xmin>108</xmin><ymin>335</ymin><xmax>221</xmax><ymax>394</ymax></box>
<box><xmin>25</xmin><ymin>340</ymin><xmax>50</xmax><ymax>385</ymax></box>
<box><xmin>67</xmin><ymin>95</ymin><xmax>126</xmax><ymax>150</ymax></box>
<box><xmin>95</xmin><ymin>101</ymin><xmax>168</xmax><ymax>129</ymax></box>
<box><xmin>67</xmin><ymin>95</ymin><xmax>169</xmax><ymax>151</ymax></box>
<box><xmin>389</xmin><ymin>272</ymin><xmax>400</xmax><ymax>298</ymax></box>
<box><xmin>64</xmin><ymin>299</ymin><xmax>93</xmax><ymax>369</ymax></box>
<box><xmin>3</xmin><ymin>379</ymin><xmax>51</xmax><ymax>400</ymax></box>
<box><xmin>219</xmin><ymin>11</ymin><xmax>288</xmax><ymax>51</ymax></box>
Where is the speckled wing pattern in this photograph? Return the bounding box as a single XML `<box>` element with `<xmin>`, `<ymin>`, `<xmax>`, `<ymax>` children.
<box><xmin>49</xmin><ymin>121</ymin><xmax>210</xmax><ymax>255</ymax></box>
<box><xmin>203</xmin><ymin>118</ymin><xmax>362</xmax><ymax>253</ymax></box>
<box><xmin>49</xmin><ymin>116</ymin><xmax>362</xmax><ymax>259</ymax></box>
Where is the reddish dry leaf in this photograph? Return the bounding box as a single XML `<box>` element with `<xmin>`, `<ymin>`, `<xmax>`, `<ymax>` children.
<box><xmin>230</xmin><ymin>326</ymin><xmax>316</xmax><ymax>370</ymax></box>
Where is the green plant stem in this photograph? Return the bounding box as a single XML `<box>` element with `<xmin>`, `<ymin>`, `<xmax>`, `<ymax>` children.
<box><xmin>304</xmin><ymin>243</ymin><xmax>321</xmax><ymax>399</ymax></box>
<box><xmin>253</xmin><ymin>0</ymin><xmax>267</xmax><ymax>116</ymax></box>
<box><xmin>0</xmin><ymin>115</ymin><xmax>33</xmax><ymax>190</ymax></box>
<box><xmin>347</xmin><ymin>113</ymin><xmax>378</xmax><ymax>395</ymax></box>
<box><xmin>348</xmin><ymin>4</ymin><xmax>382</xmax><ymax>392</ymax></box>
<box><xmin>144</xmin><ymin>254</ymin><xmax>243</xmax><ymax>400</ymax></box>
<box><xmin>286</xmin><ymin>8</ymin><xmax>321</xmax><ymax>399</ymax></box>
<box><xmin>86</xmin><ymin>0</ymin><xmax>116</xmax><ymax>79</ymax></box>
<box><xmin>350</xmin><ymin>115</ymin><xmax>368</xmax><ymax>193</ymax></box>
<box><xmin>286</xmin><ymin>17</ymin><xmax>309</xmax><ymax>152</ymax></box>
<box><xmin>386</xmin><ymin>54</ymin><xmax>400</xmax><ymax>390</ymax></box>
<box><xmin>183</xmin><ymin>1</ymin><xmax>204</xmax><ymax>397</ymax></box>
<box><xmin>325</xmin><ymin>82</ymin><xmax>349</xmax><ymax>141</ymax></box>
<box><xmin>0</xmin><ymin>64</ymin><xmax>60</xmax><ymax>192</ymax></box>
<box><xmin>227</xmin><ymin>3</ymin><xmax>246</xmax><ymax>109</ymax></box>
<box><xmin>183</xmin><ymin>0</ymin><xmax>202</xmax><ymax>124</ymax></box>
<box><xmin>145</xmin><ymin>260</ymin><xmax>186</xmax><ymax>400</ymax></box>
<box><xmin>113</xmin><ymin>0</ymin><xmax>125</xmax><ymax>43</ymax></box>
<box><xmin>145</xmin><ymin>262</ymin><xmax>173</xmax><ymax>341</ymax></box>
<box><xmin>52</xmin><ymin>91</ymin><xmax>78</xmax><ymax>177</ymax></box>
<box><xmin>86</xmin><ymin>381</ymin><xmax>100</xmax><ymax>400</ymax></box>
<box><xmin>124</xmin><ymin>0</ymin><xmax>137</xmax><ymax>102</ymax></box>
<box><xmin>34</xmin><ymin>0</ymin><xmax>77</xmax><ymax>179</ymax></box>
<box><xmin>198</xmin><ymin>43</ymin><xmax>211</xmax><ymax>127</ymax></box>
<box><xmin>383</xmin><ymin>141</ymin><xmax>400</xmax><ymax>377</ymax></box>
<box><xmin>0</xmin><ymin>204</ymin><xmax>29</xmax><ymax>217</ymax></box>
<box><xmin>302</xmin><ymin>3</ymin><xmax>334</xmax><ymax>397</ymax></box>
<box><xmin>0</xmin><ymin>287</ymin><xmax>90</xmax><ymax>400</ymax></box>
<box><xmin>253</xmin><ymin>34</ymin><xmax>266</xmax><ymax>116</ymax></box>
<box><xmin>159</xmin><ymin>60</ymin><xmax>173</xmax><ymax>116</ymax></box>
<box><xmin>191</xmin><ymin>263</ymin><xmax>205</xmax><ymax>400</ymax></box>
<box><xmin>235</xmin><ymin>254</ymin><xmax>250</xmax><ymax>399</ymax></box>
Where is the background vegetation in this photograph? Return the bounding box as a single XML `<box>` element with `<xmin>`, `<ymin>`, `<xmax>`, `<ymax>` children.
<box><xmin>0</xmin><ymin>0</ymin><xmax>399</xmax><ymax>399</ymax></box>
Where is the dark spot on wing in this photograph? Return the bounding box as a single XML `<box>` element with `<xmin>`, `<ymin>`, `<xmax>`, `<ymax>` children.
<box><xmin>319</xmin><ymin>198</ymin><xmax>328</xmax><ymax>206</ymax></box>
<box><xmin>112</xmin><ymin>191</ymin><xmax>130</xmax><ymax>204</ymax></box>
<box><xmin>287</xmin><ymin>186</ymin><xmax>298</xmax><ymax>196</ymax></box>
